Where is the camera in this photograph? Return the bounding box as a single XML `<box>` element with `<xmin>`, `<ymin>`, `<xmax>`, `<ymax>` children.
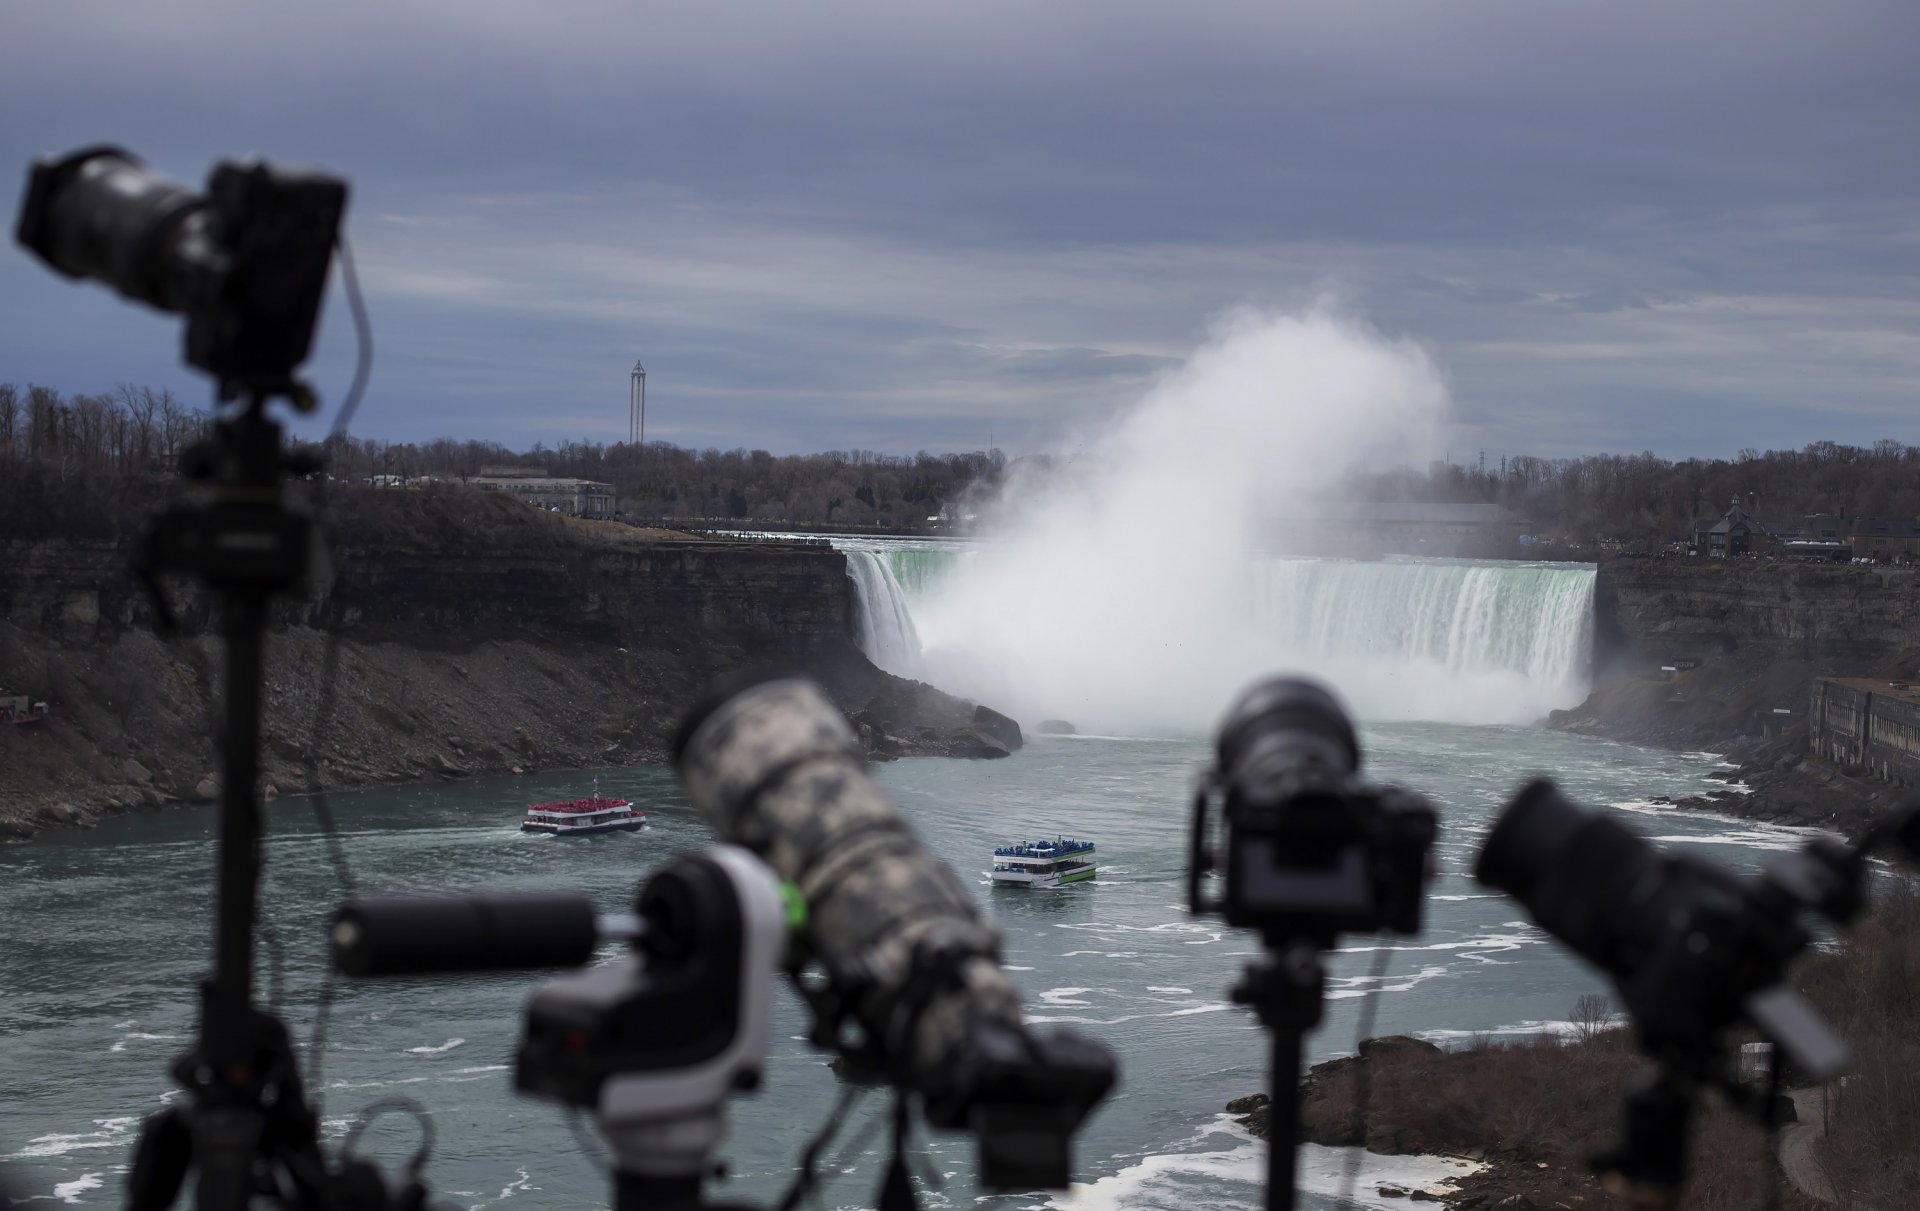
<box><xmin>673</xmin><ymin>676</ymin><xmax>1116</xmax><ymax>1190</ymax></box>
<box><xmin>1187</xmin><ymin>676</ymin><xmax>1438</xmax><ymax>1211</ymax></box>
<box><xmin>1190</xmin><ymin>676</ymin><xmax>1437</xmax><ymax>944</ymax></box>
<box><xmin>1474</xmin><ymin>778</ymin><xmax>1889</xmax><ymax>1202</ymax></box>
<box><xmin>17</xmin><ymin>145</ymin><xmax>345</xmax><ymax>400</ymax></box>
<box><xmin>1477</xmin><ymin>778</ymin><xmax>1859</xmax><ymax>1077</ymax></box>
<box><xmin>335</xmin><ymin>848</ymin><xmax>786</xmax><ymax>1208</ymax></box>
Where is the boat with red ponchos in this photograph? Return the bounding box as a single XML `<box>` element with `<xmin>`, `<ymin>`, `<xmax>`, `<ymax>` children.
<box><xmin>520</xmin><ymin>779</ymin><xmax>646</xmax><ymax>836</ymax></box>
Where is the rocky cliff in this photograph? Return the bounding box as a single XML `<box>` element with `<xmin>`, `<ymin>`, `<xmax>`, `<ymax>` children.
<box><xmin>1564</xmin><ymin>558</ymin><xmax>1920</xmax><ymax>824</ymax></box>
<box><xmin>1594</xmin><ymin>556</ymin><xmax>1920</xmax><ymax>671</ymax></box>
<box><xmin>0</xmin><ymin>493</ymin><xmax>1004</xmax><ymax>837</ymax></box>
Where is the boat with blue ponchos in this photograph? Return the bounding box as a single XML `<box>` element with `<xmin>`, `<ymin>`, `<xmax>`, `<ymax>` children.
<box><xmin>990</xmin><ymin>836</ymin><xmax>1096</xmax><ymax>887</ymax></box>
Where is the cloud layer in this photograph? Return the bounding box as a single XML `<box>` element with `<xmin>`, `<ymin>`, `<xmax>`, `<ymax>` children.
<box><xmin>2</xmin><ymin>1</ymin><xmax>1914</xmax><ymax>457</ymax></box>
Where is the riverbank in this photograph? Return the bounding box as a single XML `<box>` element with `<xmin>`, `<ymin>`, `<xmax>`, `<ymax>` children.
<box><xmin>0</xmin><ymin>616</ymin><xmax>1015</xmax><ymax>839</ymax></box>
<box><xmin>1228</xmin><ymin>882</ymin><xmax>1920</xmax><ymax>1209</ymax></box>
<box><xmin>1548</xmin><ymin>659</ymin><xmax>1908</xmax><ymax>839</ymax></box>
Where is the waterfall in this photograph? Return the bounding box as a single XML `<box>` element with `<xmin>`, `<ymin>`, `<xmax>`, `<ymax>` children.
<box><xmin>843</xmin><ymin>550</ymin><xmax>923</xmax><ymax>676</ymax></box>
<box><xmin>1247</xmin><ymin>558</ymin><xmax>1596</xmax><ymax>717</ymax></box>
<box><xmin>910</xmin><ymin>547</ymin><xmax>1598</xmax><ymax>730</ymax></box>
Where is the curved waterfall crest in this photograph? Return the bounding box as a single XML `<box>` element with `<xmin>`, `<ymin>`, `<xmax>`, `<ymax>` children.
<box><xmin>843</xmin><ymin>549</ymin><xmax>922</xmax><ymax>676</ymax></box>
<box><xmin>1251</xmin><ymin>558</ymin><xmax>1595</xmax><ymax>694</ymax></box>
<box><xmin>837</xmin><ymin>543</ymin><xmax>1595</xmax><ymax>727</ymax></box>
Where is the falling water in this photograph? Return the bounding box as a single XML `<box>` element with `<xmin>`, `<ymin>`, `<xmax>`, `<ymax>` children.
<box><xmin>843</xmin><ymin>549</ymin><xmax>922</xmax><ymax>676</ymax></box>
<box><xmin>838</xmin><ymin>538</ymin><xmax>1596</xmax><ymax>729</ymax></box>
<box><xmin>1244</xmin><ymin>556</ymin><xmax>1596</xmax><ymax>721</ymax></box>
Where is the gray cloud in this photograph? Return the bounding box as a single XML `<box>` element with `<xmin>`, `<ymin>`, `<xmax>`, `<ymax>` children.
<box><xmin>1</xmin><ymin>0</ymin><xmax>1915</xmax><ymax>458</ymax></box>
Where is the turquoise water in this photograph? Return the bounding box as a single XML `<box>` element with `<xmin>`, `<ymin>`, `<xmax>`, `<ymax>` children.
<box><xmin>0</xmin><ymin>725</ymin><xmax>1813</xmax><ymax>1210</ymax></box>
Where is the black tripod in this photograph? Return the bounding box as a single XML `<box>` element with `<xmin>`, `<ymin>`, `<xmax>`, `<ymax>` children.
<box><xmin>126</xmin><ymin>395</ymin><xmax>331</xmax><ymax>1211</ymax></box>
<box><xmin>1232</xmin><ymin>941</ymin><xmax>1329</xmax><ymax>1211</ymax></box>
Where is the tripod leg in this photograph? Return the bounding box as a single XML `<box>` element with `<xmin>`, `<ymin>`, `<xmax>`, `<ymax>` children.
<box><xmin>1266</xmin><ymin>1029</ymin><xmax>1303</xmax><ymax>1211</ymax></box>
<box><xmin>125</xmin><ymin>1106</ymin><xmax>191</xmax><ymax>1211</ymax></box>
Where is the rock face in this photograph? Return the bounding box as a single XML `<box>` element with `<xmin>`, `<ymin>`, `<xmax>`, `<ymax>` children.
<box><xmin>970</xmin><ymin>704</ymin><xmax>1024</xmax><ymax>751</ymax></box>
<box><xmin>1595</xmin><ymin>556</ymin><xmax>1920</xmax><ymax>672</ymax></box>
<box><xmin>1565</xmin><ymin>557</ymin><xmax>1920</xmax><ymax>761</ymax></box>
<box><xmin>0</xmin><ymin>535</ymin><xmax>854</xmax><ymax>652</ymax></box>
<box><xmin>0</xmin><ymin>500</ymin><xmax>1019</xmax><ymax>835</ymax></box>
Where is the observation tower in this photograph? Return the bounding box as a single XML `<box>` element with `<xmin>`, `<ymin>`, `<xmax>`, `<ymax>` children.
<box><xmin>629</xmin><ymin>359</ymin><xmax>646</xmax><ymax>446</ymax></box>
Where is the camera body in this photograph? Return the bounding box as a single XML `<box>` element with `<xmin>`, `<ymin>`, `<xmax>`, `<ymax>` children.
<box><xmin>1215</xmin><ymin>774</ymin><xmax>1436</xmax><ymax>943</ymax></box>
<box><xmin>516</xmin><ymin>847</ymin><xmax>784</xmax><ymax>1178</ymax></box>
<box><xmin>1190</xmin><ymin>677</ymin><xmax>1437</xmax><ymax>946</ymax></box>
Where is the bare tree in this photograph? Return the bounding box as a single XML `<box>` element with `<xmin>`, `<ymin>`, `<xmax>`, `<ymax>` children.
<box><xmin>0</xmin><ymin>383</ymin><xmax>17</xmax><ymax>464</ymax></box>
<box><xmin>1571</xmin><ymin>992</ymin><xmax>1612</xmax><ymax>1044</ymax></box>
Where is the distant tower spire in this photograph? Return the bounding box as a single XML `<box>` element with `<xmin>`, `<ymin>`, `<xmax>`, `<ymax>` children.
<box><xmin>629</xmin><ymin>360</ymin><xmax>647</xmax><ymax>447</ymax></box>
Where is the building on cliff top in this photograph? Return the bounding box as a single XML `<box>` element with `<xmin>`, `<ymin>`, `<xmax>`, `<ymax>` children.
<box><xmin>1694</xmin><ymin>496</ymin><xmax>1768</xmax><ymax>558</ymax></box>
<box><xmin>470</xmin><ymin>475</ymin><xmax>616</xmax><ymax>519</ymax></box>
<box><xmin>1696</xmin><ymin>499</ymin><xmax>1920</xmax><ymax>563</ymax></box>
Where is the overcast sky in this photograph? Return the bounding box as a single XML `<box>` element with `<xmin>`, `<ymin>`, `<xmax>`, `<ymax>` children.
<box><xmin>2</xmin><ymin>2</ymin><xmax>1914</xmax><ymax>460</ymax></box>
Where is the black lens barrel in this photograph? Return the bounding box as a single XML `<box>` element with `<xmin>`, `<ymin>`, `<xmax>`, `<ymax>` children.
<box><xmin>16</xmin><ymin>147</ymin><xmax>210</xmax><ymax>313</ymax></box>
<box><xmin>332</xmin><ymin>894</ymin><xmax>600</xmax><ymax>977</ymax></box>
<box><xmin>1477</xmin><ymin>778</ymin><xmax>1657</xmax><ymax>971</ymax></box>
<box><xmin>1216</xmin><ymin>677</ymin><xmax>1359</xmax><ymax>810</ymax></box>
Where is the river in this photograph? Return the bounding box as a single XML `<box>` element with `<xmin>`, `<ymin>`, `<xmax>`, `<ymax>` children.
<box><xmin>0</xmin><ymin>720</ymin><xmax>1813</xmax><ymax>1210</ymax></box>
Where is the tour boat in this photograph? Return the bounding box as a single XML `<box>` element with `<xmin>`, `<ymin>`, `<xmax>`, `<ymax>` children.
<box><xmin>521</xmin><ymin>781</ymin><xmax>645</xmax><ymax>836</ymax></box>
<box><xmin>990</xmin><ymin>837</ymin><xmax>1096</xmax><ymax>887</ymax></box>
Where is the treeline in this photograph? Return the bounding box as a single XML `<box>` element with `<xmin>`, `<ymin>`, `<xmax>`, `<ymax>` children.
<box><xmin>0</xmin><ymin>384</ymin><xmax>208</xmax><ymax>540</ymax></box>
<box><xmin>1351</xmin><ymin>440</ymin><xmax>1920</xmax><ymax>544</ymax></box>
<box><xmin>0</xmin><ymin>382</ymin><xmax>1006</xmax><ymax>536</ymax></box>
<box><xmin>8</xmin><ymin>379</ymin><xmax>1918</xmax><ymax>543</ymax></box>
<box><xmin>323</xmin><ymin>434</ymin><xmax>1008</xmax><ymax>527</ymax></box>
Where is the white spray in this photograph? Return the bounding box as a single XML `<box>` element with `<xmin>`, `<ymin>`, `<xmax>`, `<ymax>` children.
<box><xmin>911</xmin><ymin>308</ymin><xmax>1583</xmax><ymax>733</ymax></box>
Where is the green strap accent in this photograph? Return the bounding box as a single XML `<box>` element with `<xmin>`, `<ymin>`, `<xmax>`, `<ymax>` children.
<box><xmin>779</xmin><ymin>880</ymin><xmax>809</xmax><ymax>935</ymax></box>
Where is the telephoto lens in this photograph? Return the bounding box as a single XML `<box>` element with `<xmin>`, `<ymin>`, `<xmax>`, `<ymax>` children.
<box><xmin>1476</xmin><ymin>778</ymin><xmax>1853</xmax><ymax>1078</ymax></box>
<box><xmin>1474</xmin><ymin>778</ymin><xmax>1663</xmax><ymax>976</ymax></box>
<box><xmin>16</xmin><ymin>147</ymin><xmax>216</xmax><ymax>313</ymax></box>
<box><xmin>672</xmin><ymin>676</ymin><xmax>1114</xmax><ymax>1188</ymax></box>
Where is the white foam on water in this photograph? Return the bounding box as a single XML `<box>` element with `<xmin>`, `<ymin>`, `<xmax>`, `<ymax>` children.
<box><xmin>1027</xmin><ymin>1002</ymin><xmax>1234</xmax><ymax>1026</ymax></box>
<box><xmin>465</xmin><ymin>1169</ymin><xmax>536</xmax><ymax>1211</ymax></box>
<box><xmin>1147</xmin><ymin>986</ymin><xmax>1193</xmax><ymax>994</ymax></box>
<box><xmin>452</xmin><ymin>1065</ymin><xmax>510</xmax><ymax>1075</ymax></box>
<box><xmin>1430</xmin><ymin>894</ymin><xmax>1500</xmax><ymax>902</ymax></box>
<box><xmin>3</xmin><ymin>1118</ymin><xmax>139</xmax><ymax>1160</ymax></box>
<box><xmin>1327</xmin><ymin>964</ymin><xmax>1451</xmax><ymax>1001</ymax></box>
<box><xmin>1339</xmin><ymin>927</ymin><xmax>1540</xmax><ymax>958</ymax></box>
<box><xmin>1645</xmin><ymin>830</ymin><xmax>1816</xmax><ymax>852</ymax></box>
<box><xmin>51</xmin><ymin>1173</ymin><xmax>104</xmax><ymax>1204</ymax></box>
<box><xmin>1057</xmin><ymin>920</ymin><xmax>1214</xmax><ymax>936</ymax></box>
<box><xmin>1297</xmin><ymin>1143</ymin><xmax>1486</xmax><ymax>1206</ymax></box>
<box><xmin>1045</xmin><ymin>1117</ymin><xmax>1260</xmax><ymax>1211</ymax></box>
<box><xmin>1419</xmin><ymin>1019</ymin><xmax>1581</xmax><ymax>1043</ymax></box>
<box><xmin>1005</xmin><ymin>965</ymin><xmax>1036</xmax><ymax>971</ymax></box>
<box><xmin>108</xmin><ymin>1032</ymin><xmax>177</xmax><ymax>1053</ymax></box>
<box><xmin>1039</xmin><ymin>988</ymin><xmax>1094</xmax><ymax>1007</ymax></box>
<box><xmin>1047</xmin><ymin>1116</ymin><xmax>1483</xmax><ymax>1211</ymax></box>
<box><xmin>408</xmin><ymin>1038</ymin><xmax>466</xmax><ymax>1054</ymax></box>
